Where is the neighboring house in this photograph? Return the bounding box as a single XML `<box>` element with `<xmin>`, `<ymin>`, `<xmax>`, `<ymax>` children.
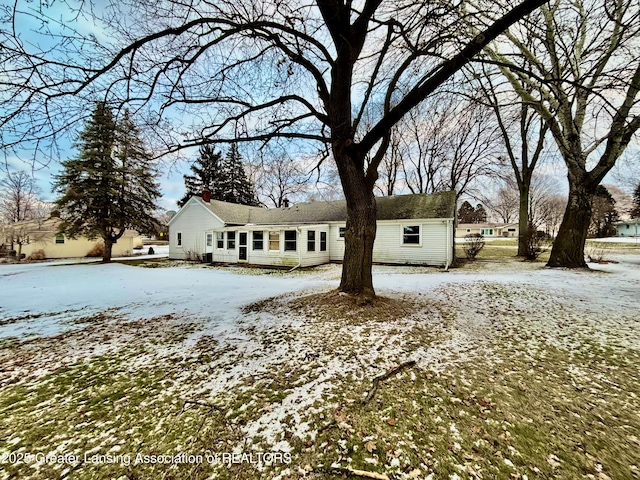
<box><xmin>455</xmin><ymin>223</ymin><xmax>519</xmax><ymax>238</ymax></box>
<box><xmin>169</xmin><ymin>191</ymin><xmax>457</xmax><ymax>268</ymax></box>
<box><xmin>615</xmin><ymin>219</ymin><xmax>640</xmax><ymax>237</ymax></box>
<box><xmin>1</xmin><ymin>217</ymin><xmax>142</xmax><ymax>259</ymax></box>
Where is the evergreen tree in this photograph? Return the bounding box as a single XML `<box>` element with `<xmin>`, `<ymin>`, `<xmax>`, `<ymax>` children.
<box><xmin>632</xmin><ymin>183</ymin><xmax>640</xmax><ymax>219</ymax></box>
<box><xmin>457</xmin><ymin>201</ymin><xmax>476</xmax><ymax>223</ymax></box>
<box><xmin>177</xmin><ymin>144</ymin><xmax>223</xmax><ymax>208</ymax></box>
<box><xmin>474</xmin><ymin>204</ymin><xmax>488</xmax><ymax>223</ymax></box>
<box><xmin>219</xmin><ymin>143</ymin><xmax>259</xmax><ymax>206</ymax></box>
<box><xmin>53</xmin><ymin>103</ymin><xmax>161</xmax><ymax>262</ymax></box>
<box><xmin>589</xmin><ymin>185</ymin><xmax>619</xmax><ymax>238</ymax></box>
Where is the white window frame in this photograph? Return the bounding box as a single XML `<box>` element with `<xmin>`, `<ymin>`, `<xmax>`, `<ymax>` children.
<box><xmin>268</xmin><ymin>231</ymin><xmax>280</xmax><ymax>252</ymax></box>
<box><xmin>216</xmin><ymin>231</ymin><xmax>224</xmax><ymax>249</ymax></box>
<box><xmin>307</xmin><ymin>230</ymin><xmax>316</xmax><ymax>252</ymax></box>
<box><xmin>337</xmin><ymin>226</ymin><xmax>346</xmax><ymax>240</ymax></box>
<box><xmin>176</xmin><ymin>232</ymin><xmax>182</xmax><ymax>247</ymax></box>
<box><xmin>284</xmin><ymin>230</ymin><xmax>297</xmax><ymax>252</ymax></box>
<box><xmin>227</xmin><ymin>231</ymin><xmax>236</xmax><ymax>250</ymax></box>
<box><xmin>252</xmin><ymin>231</ymin><xmax>264</xmax><ymax>251</ymax></box>
<box><xmin>320</xmin><ymin>231</ymin><xmax>327</xmax><ymax>252</ymax></box>
<box><xmin>401</xmin><ymin>224</ymin><xmax>422</xmax><ymax>246</ymax></box>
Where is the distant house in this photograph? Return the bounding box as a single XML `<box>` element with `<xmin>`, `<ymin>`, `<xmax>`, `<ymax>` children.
<box><xmin>615</xmin><ymin>220</ymin><xmax>640</xmax><ymax>237</ymax></box>
<box><xmin>169</xmin><ymin>191</ymin><xmax>457</xmax><ymax>268</ymax></box>
<box><xmin>456</xmin><ymin>223</ymin><xmax>519</xmax><ymax>238</ymax></box>
<box><xmin>1</xmin><ymin>217</ymin><xmax>142</xmax><ymax>259</ymax></box>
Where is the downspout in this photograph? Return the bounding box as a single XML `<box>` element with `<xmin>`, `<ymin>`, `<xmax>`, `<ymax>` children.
<box><xmin>289</xmin><ymin>226</ymin><xmax>303</xmax><ymax>272</ymax></box>
<box><xmin>445</xmin><ymin>219</ymin><xmax>452</xmax><ymax>271</ymax></box>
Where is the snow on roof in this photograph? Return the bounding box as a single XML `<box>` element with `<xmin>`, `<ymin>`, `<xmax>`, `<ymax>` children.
<box><xmin>194</xmin><ymin>191</ymin><xmax>456</xmax><ymax>226</ymax></box>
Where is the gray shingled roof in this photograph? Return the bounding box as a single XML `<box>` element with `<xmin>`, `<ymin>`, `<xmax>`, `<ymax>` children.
<box><xmin>196</xmin><ymin>191</ymin><xmax>456</xmax><ymax>225</ymax></box>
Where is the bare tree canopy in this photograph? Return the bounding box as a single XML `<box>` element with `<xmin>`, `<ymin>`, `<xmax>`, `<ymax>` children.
<box><xmin>379</xmin><ymin>92</ymin><xmax>502</xmax><ymax>199</ymax></box>
<box><xmin>486</xmin><ymin>0</ymin><xmax>640</xmax><ymax>267</ymax></box>
<box><xmin>1</xmin><ymin>0</ymin><xmax>551</xmax><ymax>297</ymax></box>
<box><xmin>0</xmin><ymin>171</ymin><xmax>42</xmax><ymax>224</ymax></box>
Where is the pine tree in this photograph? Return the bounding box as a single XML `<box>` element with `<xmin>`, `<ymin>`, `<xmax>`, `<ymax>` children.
<box><xmin>474</xmin><ymin>204</ymin><xmax>488</xmax><ymax>223</ymax></box>
<box><xmin>219</xmin><ymin>143</ymin><xmax>259</xmax><ymax>206</ymax></box>
<box><xmin>177</xmin><ymin>144</ymin><xmax>223</xmax><ymax>208</ymax></box>
<box><xmin>457</xmin><ymin>201</ymin><xmax>476</xmax><ymax>223</ymax></box>
<box><xmin>53</xmin><ymin>103</ymin><xmax>161</xmax><ymax>262</ymax></box>
<box><xmin>589</xmin><ymin>185</ymin><xmax>619</xmax><ymax>237</ymax></box>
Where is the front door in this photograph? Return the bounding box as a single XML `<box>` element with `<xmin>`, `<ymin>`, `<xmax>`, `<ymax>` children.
<box><xmin>204</xmin><ymin>232</ymin><xmax>214</xmax><ymax>262</ymax></box>
<box><xmin>238</xmin><ymin>232</ymin><xmax>248</xmax><ymax>261</ymax></box>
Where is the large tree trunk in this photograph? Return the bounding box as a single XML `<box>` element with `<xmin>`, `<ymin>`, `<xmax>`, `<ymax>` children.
<box><xmin>517</xmin><ymin>183</ymin><xmax>530</xmax><ymax>257</ymax></box>
<box><xmin>103</xmin><ymin>237</ymin><xmax>113</xmax><ymax>263</ymax></box>
<box><xmin>335</xmin><ymin>152</ymin><xmax>377</xmax><ymax>301</ymax></box>
<box><xmin>547</xmin><ymin>180</ymin><xmax>594</xmax><ymax>268</ymax></box>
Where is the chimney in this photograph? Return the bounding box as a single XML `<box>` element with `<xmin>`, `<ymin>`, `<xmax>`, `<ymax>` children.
<box><xmin>202</xmin><ymin>187</ymin><xmax>211</xmax><ymax>203</ymax></box>
<box><xmin>282</xmin><ymin>198</ymin><xmax>290</xmax><ymax>208</ymax></box>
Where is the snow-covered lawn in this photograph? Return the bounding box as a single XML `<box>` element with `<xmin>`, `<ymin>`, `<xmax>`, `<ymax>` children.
<box><xmin>1</xmin><ymin>256</ymin><xmax>639</xmax><ymax>479</ymax></box>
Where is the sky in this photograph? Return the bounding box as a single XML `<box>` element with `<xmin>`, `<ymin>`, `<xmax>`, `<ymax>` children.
<box><xmin>1</xmin><ymin>1</ymin><xmax>637</xmax><ymax>217</ymax></box>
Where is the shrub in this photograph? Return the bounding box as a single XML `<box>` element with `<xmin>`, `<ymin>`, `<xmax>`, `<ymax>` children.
<box><xmin>27</xmin><ymin>249</ymin><xmax>46</xmax><ymax>261</ymax></box>
<box><xmin>521</xmin><ymin>226</ymin><xmax>549</xmax><ymax>261</ymax></box>
<box><xmin>585</xmin><ymin>245</ymin><xmax>611</xmax><ymax>263</ymax></box>
<box><xmin>463</xmin><ymin>234</ymin><xmax>485</xmax><ymax>260</ymax></box>
<box><xmin>86</xmin><ymin>242</ymin><xmax>105</xmax><ymax>257</ymax></box>
<box><xmin>184</xmin><ymin>250</ymin><xmax>202</xmax><ymax>262</ymax></box>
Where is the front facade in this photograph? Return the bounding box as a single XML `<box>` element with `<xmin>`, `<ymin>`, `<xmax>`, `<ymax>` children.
<box><xmin>169</xmin><ymin>192</ymin><xmax>457</xmax><ymax>268</ymax></box>
<box><xmin>456</xmin><ymin>223</ymin><xmax>519</xmax><ymax>238</ymax></box>
<box><xmin>616</xmin><ymin>220</ymin><xmax>640</xmax><ymax>237</ymax></box>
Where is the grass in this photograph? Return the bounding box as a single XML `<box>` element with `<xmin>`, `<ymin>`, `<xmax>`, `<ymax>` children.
<box><xmin>1</xmin><ymin>262</ymin><xmax>639</xmax><ymax>479</ymax></box>
<box><xmin>2</xmin><ymin>326</ymin><xmax>637</xmax><ymax>479</ymax></box>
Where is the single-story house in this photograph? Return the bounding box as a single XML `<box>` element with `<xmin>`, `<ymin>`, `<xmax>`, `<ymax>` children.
<box><xmin>169</xmin><ymin>191</ymin><xmax>457</xmax><ymax>268</ymax></box>
<box><xmin>616</xmin><ymin>219</ymin><xmax>640</xmax><ymax>237</ymax></box>
<box><xmin>456</xmin><ymin>222</ymin><xmax>519</xmax><ymax>238</ymax></box>
<box><xmin>1</xmin><ymin>217</ymin><xmax>143</xmax><ymax>259</ymax></box>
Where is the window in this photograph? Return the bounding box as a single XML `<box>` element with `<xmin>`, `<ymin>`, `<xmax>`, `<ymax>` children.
<box><xmin>253</xmin><ymin>231</ymin><xmax>264</xmax><ymax>250</ymax></box>
<box><xmin>284</xmin><ymin>230</ymin><xmax>297</xmax><ymax>251</ymax></box>
<box><xmin>206</xmin><ymin>233</ymin><xmax>213</xmax><ymax>247</ymax></box>
<box><xmin>507</xmin><ymin>228</ymin><xmax>516</xmax><ymax>232</ymax></box>
<box><xmin>480</xmin><ymin>228</ymin><xmax>494</xmax><ymax>236</ymax></box>
<box><xmin>216</xmin><ymin>232</ymin><xmax>224</xmax><ymax>249</ymax></box>
<box><xmin>338</xmin><ymin>227</ymin><xmax>346</xmax><ymax>239</ymax></box>
<box><xmin>466</xmin><ymin>229</ymin><xmax>471</xmax><ymax>233</ymax></box>
<box><xmin>176</xmin><ymin>232</ymin><xmax>182</xmax><ymax>246</ymax></box>
<box><xmin>269</xmin><ymin>231</ymin><xmax>280</xmax><ymax>251</ymax></box>
<box><xmin>402</xmin><ymin>225</ymin><xmax>421</xmax><ymax>245</ymax></box>
<box><xmin>55</xmin><ymin>234</ymin><xmax>65</xmax><ymax>244</ymax></box>
<box><xmin>320</xmin><ymin>232</ymin><xmax>327</xmax><ymax>252</ymax></box>
<box><xmin>227</xmin><ymin>231</ymin><xmax>236</xmax><ymax>249</ymax></box>
<box><xmin>307</xmin><ymin>230</ymin><xmax>315</xmax><ymax>252</ymax></box>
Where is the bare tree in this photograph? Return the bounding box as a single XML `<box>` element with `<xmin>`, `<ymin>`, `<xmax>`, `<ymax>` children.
<box><xmin>252</xmin><ymin>154</ymin><xmax>312</xmax><ymax>207</ymax></box>
<box><xmin>0</xmin><ymin>170</ymin><xmax>48</xmax><ymax>258</ymax></box>
<box><xmin>473</xmin><ymin>58</ymin><xmax>553</xmax><ymax>256</ymax></box>
<box><xmin>386</xmin><ymin>93</ymin><xmax>501</xmax><ymax>200</ymax></box>
<box><xmin>538</xmin><ymin>195</ymin><xmax>566</xmax><ymax>238</ymax></box>
<box><xmin>1</xmin><ymin>0</ymin><xmax>552</xmax><ymax>298</ymax></box>
<box><xmin>485</xmin><ymin>186</ymin><xmax>520</xmax><ymax>223</ymax></box>
<box><xmin>0</xmin><ymin>170</ymin><xmax>41</xmax><ymax>224</ymax></box>
<box><xmin>486</xmin><ymin>0</ymin><xmax>640</xmax><ymax>267</ymax></box>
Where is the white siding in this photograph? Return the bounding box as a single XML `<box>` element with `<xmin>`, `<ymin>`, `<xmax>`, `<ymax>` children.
<box><xmin>329</xmin><ymin>220</ymin><xmax>451</xmax><ymax>266</ymax></box>
<box><xmin>299</xmin><ymin>226</ymin><xmax>331</xmax><ymax>267</ymax></box>
<box><xmin>169</xmin><ymin>202</ymin><xmax>223</xmax><ymax>259</ymax></box>
<box><xmin>212</xmin><ymin>226</ymin><xmax>330</xmax><ymax>267</ymax></box>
